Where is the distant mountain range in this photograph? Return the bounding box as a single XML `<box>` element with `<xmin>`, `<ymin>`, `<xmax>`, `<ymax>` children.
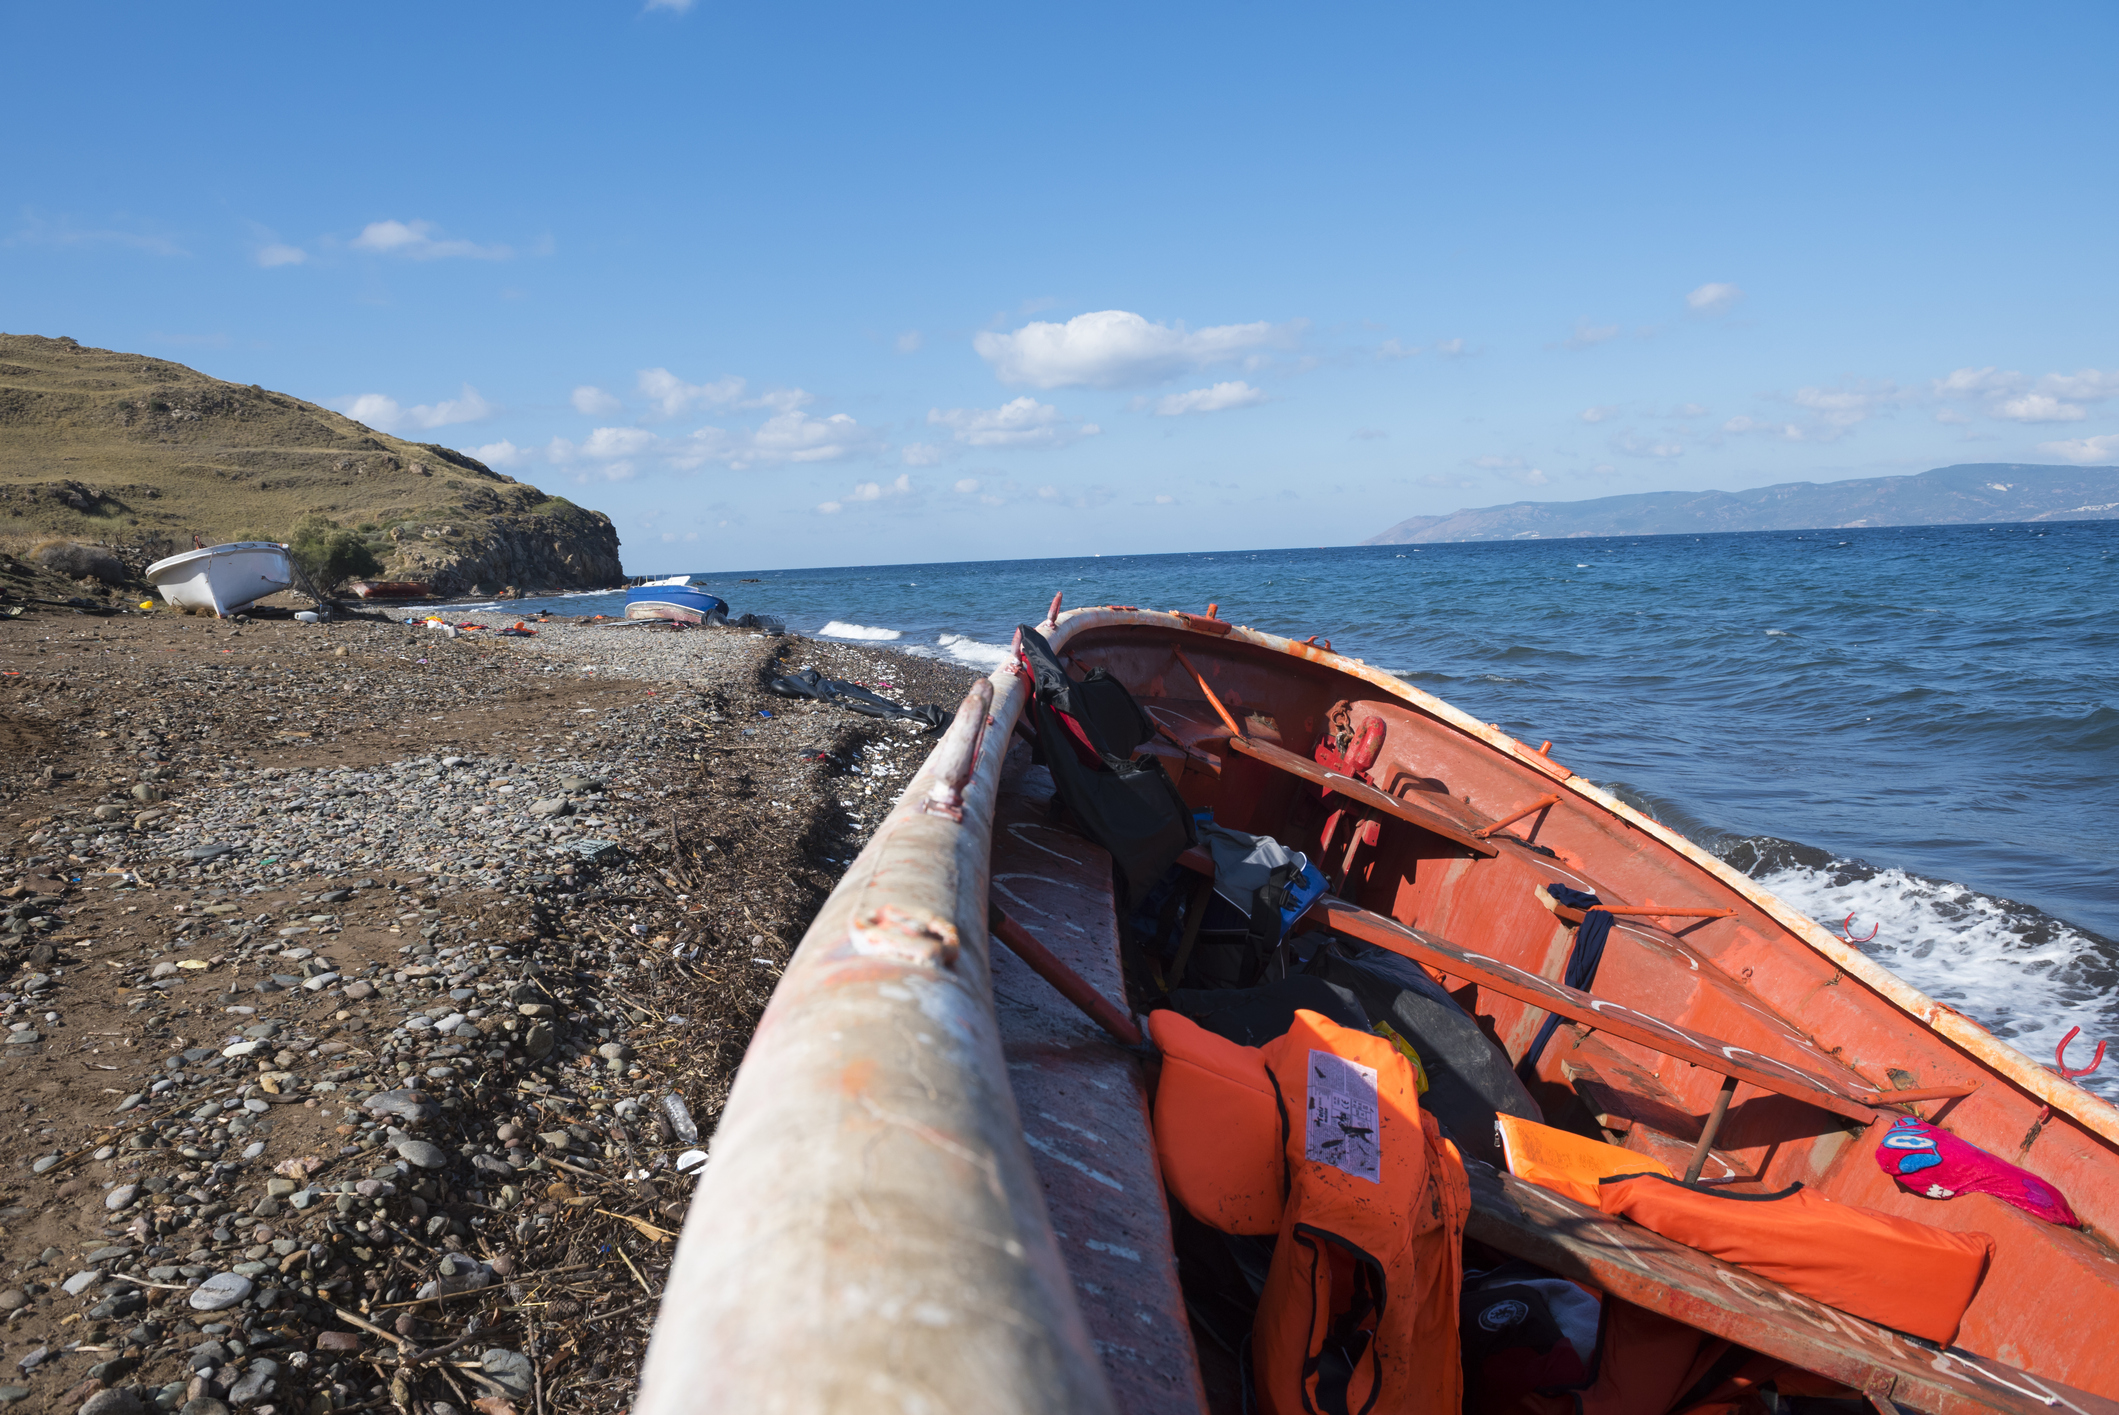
<box><xmin>1363</xmin><ymin>463</ymin><xmax>2119</xmax><ymax>544</ymax></box>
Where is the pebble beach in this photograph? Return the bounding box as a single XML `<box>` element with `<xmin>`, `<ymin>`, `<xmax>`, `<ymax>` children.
<box><xmin>0</xmin><ymin>600</ymin><xmax>978</xmax><ymax>1415</ymax></box>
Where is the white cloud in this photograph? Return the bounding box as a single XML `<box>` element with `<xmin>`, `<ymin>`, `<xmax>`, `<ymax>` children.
<box><xmin>1723</xmin><ymin>416</ymin><xmax>1806</xmax><ymax>439</ymax></box>
<box><xmin>1519</xmin><ymin>468</ymin><xmax>1551</xmax><ymax>486</ymax></box>
<box><xmin>1154</xmin><ymin>493</ymin><xmax>1176</xmax><ymax>504</ymax></box>
<box><xmin>334</xmin><ymin>384</ymin><xmax>495</xmax><ymax>434</ymax></box>
<box><xmin>953</xmin><ymin>478</ymin><xmax>981</xmax><ymax>493</ymax></box>
<box><xmin>1994</xmin><ymin>393</ymin><xmax>2086</xmax><ymax>423</ymax></box>
<box><xmin>1152</xmin><ymin>381</ymin><xmax>1266</xmax><ymax>416</ymax></box>
<box><xmin>571</xmin><ymin>385</ymin><xmax>622</xmax><ymax>416</ymax></box>
<box><xmin>902</xmin><ymin>443</ymin><xmax>942</xmax><ymax>466</ymax></box>
<box><xmin>1433</xmin><ymin>338</ymin><xmax>1469</xmax><ymax>358</ymax></box>
<box><xmin>1613</xmin><ymin>432</ymin><xmax>1684</xmax><ymax>458</ymax></box>
<box><xmin>547</xmin><ymin>425</ymin><xmax>655</xmax><ymax>482</ymax></box>
<box><xmin>636</xmin><ymin>368</ymin><xmax>746</xmax><ymax>417</ymax></box>
<box><xmin>1934</xmin><ymin>409</ymin><xmax>1972</xmax><ymax>425</ymax></box>
<box><xmin>928</xmin><ymin>397</ymin><xmax>1100</xmax><ymax>448</ymax></box>
<box><xmin>1932</xmin><ymin>367</ymin><xmax>2022</xmax><ymax>398</ymax></box>
<box><xmin>2037</xmin><ymin>433</ymin><xmax>2119</xmax><ymax>464</ymax></box>
<box><xmin>349</xmin><ymin>219</ymin><xmax>511</xmax><ymax>261</ymax></box>
<box><xmin>1419</xmin><ymin>474</ymin><xmax>1476</xmax><ymax>489</ymax></box>
<box><xmin>1580</xmin><ymin>406</ymin><xmax>1618</xmax><ymax>424</ymax></box>
<box><xmin>1470</xmin><ymin>455</ymin><xmax>1525</xmax><ymax>470</ymax></box>
<box><xmin>820</xmin><ymin>474</ymin><xmax>913</xmax><ymax>513</ymax></box>
<box><xmin>1930</xmin><ymin>366</ymin><xmax>2118</xmax><ymax>425</ymax></box>
<box><xmin>1566</xmin><ymin>321</ymin><xmax>1619</xmax><ymax>349</ymax></box>
<box><xmin>1790</xmin><ymin>381</ymin><xmax>1912</xmax><ymax>430</ymax></box>
<box><xmin>895</xmin><ymin>330</ymin><xmax>923</xmax><ymax>353</ymax></box>
<box><xmin>255</xmin><ymin>243</ymin><xmax>307</xmax><ymax>268</ymax></box>
<box><xmin>469</xmin><ymin>439</ymin><xmax>530</xmax><ymax>468</ymax></box>
<box><xmin>682</xmin><ymin>411</ymin><xmax>879</xmax><ymax>469</ymax></box>
<box><xmin>1671</xmin><ymin>403</ymin><xmax>1708</xmax><ymax>418</ymax></box>
<box><xmin>2040</xmin><ymin>369</ymin><xmax>2119</xmax><ymax>401</ymax></box>
<box><xmin>1686</xmin><ymin>282</ymin><xmax>1743</xmax><ymax>315</ymax></box>
<box><xmin>973</xmin><ymin>309</ymin><xmax>1297</xmax><ymax>389</ymax></box>
<box><xmin>12</xmin><ymin>211</ymin><xmax>186</xmax><ymax>257</ymax></box>
<box><xmin>1377</xmin><ymin>338</ymin><xmax>1416</xmax><ymax>360</ymax></box>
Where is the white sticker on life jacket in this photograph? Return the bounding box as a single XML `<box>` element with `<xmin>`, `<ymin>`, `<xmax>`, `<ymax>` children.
<box><xmin>1304</xmin><ymin>1049</ymin><xmax>1381</xmax><ymax>1182</ymax></box>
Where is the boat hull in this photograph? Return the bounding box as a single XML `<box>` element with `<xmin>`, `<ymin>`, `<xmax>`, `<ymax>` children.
<box><xmin>638</xmin><ymin>605</ymin><xmax>2119</xmax><ymax>1415</ymax></box>
<box><xmin>624</xmin><ymin>586</ymin><xmax>727</xmax><ymax>623</ymax></box>
<box><xmin>145</xmin><ymin>543</ymin><xmax>294</xmax><ymax>615</ymax></box>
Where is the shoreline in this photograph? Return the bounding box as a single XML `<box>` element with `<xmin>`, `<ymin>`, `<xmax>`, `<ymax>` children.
<box><xmin>0</xmin><ymin>605</ymin><xmax>977</xmax><ymax>1413</ymax></box>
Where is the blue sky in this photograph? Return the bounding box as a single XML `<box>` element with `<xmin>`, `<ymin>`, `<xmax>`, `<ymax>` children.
<box><xmin>6</xmin><ymin>2</ymin><xmax>2116</xmax><ymax>571</ymax></box>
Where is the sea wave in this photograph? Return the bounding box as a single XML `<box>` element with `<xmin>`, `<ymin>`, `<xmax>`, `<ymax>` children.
<box><xmin>817</xmin><ymin>621</ymin><xmax>903</xmax><ymax>641</ymax></box>
<box><xmin>933</xmin><ymin>632</ymin><xmax>1013</xmax><ymax>671</ymax></box>
<box><xmin>1718</xmin><ymin>836</ymin><xmax>2119</xmax><ymax>1102</ymax></box>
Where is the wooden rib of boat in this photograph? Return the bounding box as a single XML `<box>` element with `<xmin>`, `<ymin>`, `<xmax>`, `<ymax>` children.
<box><xmin>635</xmin><ymin>604</ymin><xmax>2119</xmax><ymax>1415</ymax></box>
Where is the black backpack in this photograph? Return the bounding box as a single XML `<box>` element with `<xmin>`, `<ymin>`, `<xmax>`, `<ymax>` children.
<box><xmin>1016</xmin><ymin>624</ymin><xmax>1195</xmax><ymax>908</ymax></box>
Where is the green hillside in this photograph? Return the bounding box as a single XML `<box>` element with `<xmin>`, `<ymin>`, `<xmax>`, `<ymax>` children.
<box><xmin>0</xmin><ymin>333</ymin><xmax>621</xmax><ymax>594</ymax></box>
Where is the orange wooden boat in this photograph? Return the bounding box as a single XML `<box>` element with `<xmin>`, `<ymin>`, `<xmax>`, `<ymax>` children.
<box><xmin>638</xmin><ymin>603</ymin><xmax>2119</xmax><ymax>1415</ymax></box>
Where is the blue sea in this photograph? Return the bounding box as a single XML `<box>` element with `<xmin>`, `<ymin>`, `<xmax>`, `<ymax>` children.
<box><xmin>481</xmin><ymin>522</ymin><xmax>2119</xmax><ymax>1095</ymax></box>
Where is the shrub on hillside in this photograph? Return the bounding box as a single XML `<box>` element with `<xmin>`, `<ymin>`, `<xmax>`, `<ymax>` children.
<box><xmin>287</xmin><ymin>515</ymin><xmax>383</xmax><ymax>589</ymax></box>
<box><xmin>32</xmin><ymin>539</ymin><xmax>125</xmax><ymax>583</ymax></box>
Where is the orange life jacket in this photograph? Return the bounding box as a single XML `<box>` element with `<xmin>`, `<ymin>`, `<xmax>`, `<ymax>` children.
<box><xmin>1597</xmin><ymin>1174</ymin><xmax>1993</xmax><ymax>1346</ymax></box>
<box><xmin>1148</xmin><ymin>1008</ymin><xmax>1469</xmax><ymax>1415</ymax></box>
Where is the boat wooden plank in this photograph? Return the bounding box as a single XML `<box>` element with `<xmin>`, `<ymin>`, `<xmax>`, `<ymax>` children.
<box><xmin>1311</xmin><ymin>896</ymin><xmax>1884</xmax><ymax>1122</ymax></box>
<box><xmin>992</xmin><ymin>760</ymin><xmax>1208</xmax><ymax>1415</ymax></box>
<box><xmin>1222</xmin><ymin>734</ymin><xmax>1500</xmax><ymax>857</ymax></box>
<box><xmin>1467</xmin><ymin>1164</ymin><xmax>2119</xmax><ymax>1415</ymax></box>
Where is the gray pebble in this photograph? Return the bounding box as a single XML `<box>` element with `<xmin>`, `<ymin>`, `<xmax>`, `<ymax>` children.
<box><xmin>77</xmin><ymin>1390</ymin><xmax>145</xmax><ymax>1415</ymax></box>
<box><xmin>106</xmin><ymin>1184</ymin><xmax>141</xmax><ymax>1211</ymax></box>
<box><xmin>62</xmin><ymin>1270</ymin><xmax>101</xmax><ymax>1296</ymax></box>
<box><xmin>188</xmin><ymin>1272</ymin><xmax>253</xmax><ymax>1312</ymax></box>
<box><xmin>394</xmin><ymin>1138</ymin><xmax>448</xmax><ymax>1170</ymax></box>
<box><xmin>481</xmin><ymin>1348</ymin><xmax>534</xmax><ymax>1397</ymax></box>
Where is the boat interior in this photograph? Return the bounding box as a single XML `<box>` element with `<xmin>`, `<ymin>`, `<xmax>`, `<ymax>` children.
<box><xmin>992</xmin><ymin>611</ymin><xmax>2119</xmax><ymax>1414</ymax></box>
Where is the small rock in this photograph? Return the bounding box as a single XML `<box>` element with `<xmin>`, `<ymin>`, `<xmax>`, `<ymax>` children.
<box><xmin>394</xmin><ymin>1139</ymin><xmax>447</xmax><ymax>1170</ymax></box>
<box><xmin>342</xmin><ymin>980</ymin><xmax>376</xmax><ymax>1000</ymax></box>
<box><xmin>188</xmin><ymin>1272</ymin><xmax>253</xmax><ymax>1312</ymax></box>
<box><xmin>180</xmin><ymin>1401</ymin><xmax>231</xmax><ymax>1415</ymax></box>
<box><xmin>226</xmin><ymin>1359</ymin><xmax>277</xmax><ymax>1407</ymax></box>
<box><xmin>0</xmin><ymin>1388</ymin><xmax>27</xmax><ymax>1405</ymax></box>
<box><xmin>480</xmin><ymin>1349</ymin><xmax>534</xmax><ymax>1398</ymax></box>
<box><xmin>63</xmin><ymin>1270</ymin><xmax>101</xmax><ymax>1296</ymax></box>
<box><xmin>0</xmin><ymin>1291</ymin><xmax>27</xmax><ymax>1311</ymax></box>
<box><xmin>314</xmin><ymin>1331</ymin><xmax>361</xmax><ymax>1352</ymax></box>
<box><xmin>527</xmin><ymin>798</ymin><xmax>573</xmax><ymax>818</ymax></box>
<box><xmin>30</xmin><ymin>1154</ymin><xmax>60</xmax><ymax>1173</ymax></box>
<box><xmin>106</xmin><ymin>1184</ymin><xmax>141</xmax><ymax>1211</ymax></box>
<box><xmin>78</xmin><ymin>1389</ymin><xmax>144</xmax><ymax>1415</ymax></box>
<box><xmin>363</xmin><ymin>1089</ymin><xmax>439</xmax><ymax>1124</ymax></box>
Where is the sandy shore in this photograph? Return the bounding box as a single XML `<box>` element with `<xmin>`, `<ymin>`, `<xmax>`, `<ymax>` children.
<box><xmin>0</xmin><ymin>602</ymin><xmax>978</xmax><ymax>1414</ymax></box>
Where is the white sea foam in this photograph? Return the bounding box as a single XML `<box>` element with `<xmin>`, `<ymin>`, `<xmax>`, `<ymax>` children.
<box><xmin>818</xmin><ymin>621</ymin><xmax>903</xmax><ymax>641</ymax></box>
<box><xmin>1752</xmin><ymin>858</ymin><xmax>2119</xmax><ymax>1101</ymax></box>
<box><xmin>933</xmin><ymin>633</ymin><xmax>1013</xmax><ymax>671</ymax></box>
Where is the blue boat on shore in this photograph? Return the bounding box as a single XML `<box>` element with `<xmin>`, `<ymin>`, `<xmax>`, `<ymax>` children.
<box><xmin>625</xmin><ymin>575</ymin><xmax>729</xmax><ymax>624</ymax></box>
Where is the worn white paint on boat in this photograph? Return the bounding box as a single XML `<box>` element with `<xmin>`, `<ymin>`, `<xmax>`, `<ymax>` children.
<box><xmin>145</xmin><ymin>542</ymin><xmax>294</xmax><ymax>616</ymax></box>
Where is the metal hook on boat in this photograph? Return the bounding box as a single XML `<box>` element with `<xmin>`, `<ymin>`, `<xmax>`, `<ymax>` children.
<box><xmin>2054</xmin><ymin>1026</ymin><xmax>2109</xmax><ymax>1082</ymax></box>
<box><xmin>1836</xmin><ymin>913</ymin><xmax>1879</xmax><ymax>944</ymax></box>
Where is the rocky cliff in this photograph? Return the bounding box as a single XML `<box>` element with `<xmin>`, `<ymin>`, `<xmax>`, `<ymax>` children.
<box><xmin>0</xmin><ymin>334</ymin><xmax>622</xmax><ymax>594</ymax></box>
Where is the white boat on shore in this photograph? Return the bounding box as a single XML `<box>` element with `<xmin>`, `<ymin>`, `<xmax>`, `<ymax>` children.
<box><xmin>145</xmin><ymin>542</ymin><xmax>294</xmax><ymax>616</ymax></box>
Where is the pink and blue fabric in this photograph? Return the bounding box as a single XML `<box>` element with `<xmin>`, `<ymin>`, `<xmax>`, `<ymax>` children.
<box><xmin>1875</xmin><ymin>1116</ymin><xmax>2080</xmax><ymax>1227</ymax></box>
